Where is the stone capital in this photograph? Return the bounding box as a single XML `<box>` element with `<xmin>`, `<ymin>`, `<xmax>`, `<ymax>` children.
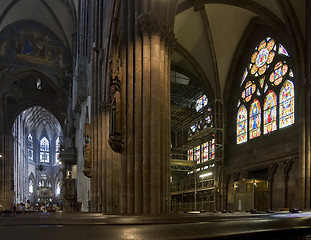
<box><xmin>138</xmin><ymin>13</ymin><xmax>176</xmax><ymax>54</ymax></box>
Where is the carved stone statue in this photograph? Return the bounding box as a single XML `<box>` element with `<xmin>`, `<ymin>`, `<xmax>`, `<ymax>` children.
<box><xmin>83</xmin><ymin>107</ymin><xmax>92</xmax><ymax>178</ymax></box>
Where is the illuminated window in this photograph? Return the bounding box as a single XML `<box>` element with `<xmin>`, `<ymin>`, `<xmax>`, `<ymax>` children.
<box><xmin>194</xmin><ymin>146</ymin><xmax>200</xmax><ymax>163</ymax></box>
<box><xmin>249</xmin><ymin>99</ymin><xmax>261</xmax><ymax>139</ymax></box>
<box><xmin>264</xmin><ymin>91</ymin><xmax>277</xmax><ymax>134</ymax></box>
<box><xmin>56</xmin><ymin>182</ymin><xmax>61</xmax><ymax>196</ymax></box>
<box><xmin>55</xmin><ymin>137</ymin><xmax>60</xmax><ymax>164</ymax></box>
<box><xmin>209</xmin><ymin>139</ymin><xmax>215</xmax><ymax>160</ymax></box>
<box><xmin>279</xmin><ymin>80</ymin><xmax>294</xmax><ymax>128</ymax></box>
<box><xmin>237</xmin><ymin>105</ymin><xmax>247</xmax><ymax>144</ymax></box>
<box><xmin>237</xmin><ymin>37</ymin><xmax>295</xmax><ymax>143</ymax></box>
<box><xmin>196</xmin><ymin>95</ymin><xmax>208</xmax><ymax>112</ymax></box>
<box><xmin>40</xmin><ymin>137</ymin><xmax>49</xmax><ymax>163</ymax></box>
<box><xmin>29</xmin><ymin>179</ymin><xmax>33</xmax><ymax>194</ymax></box>
<box><xmin>202</xmin><ymin>142</ymin><xmax>209</xmax><ymax>162</ymax></box>
<box><xmin>188</xmin><ymin>149</ymin><xmax>193</xmax><ymax>161</ymax></box>
<box><xmin>28</xmin><ymin>133</ymin><xmax>33</xmax><ymax>161</ymax></box>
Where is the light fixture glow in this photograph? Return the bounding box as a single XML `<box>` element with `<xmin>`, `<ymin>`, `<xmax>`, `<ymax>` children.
<box><xmin>199</xmin><ymin>172</ymin><xmax>213</xmax><ymax>178</ymax></box>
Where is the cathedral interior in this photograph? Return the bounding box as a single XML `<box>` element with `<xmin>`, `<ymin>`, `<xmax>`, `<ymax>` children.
<box><xmin>0</xmin><ymin>0</ymin><xmax>311</xmax><ymax>239</ymax></box>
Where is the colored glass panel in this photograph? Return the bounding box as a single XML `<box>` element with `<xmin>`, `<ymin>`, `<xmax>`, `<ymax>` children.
<box><xmin>278</xmin><ymin>44</ymin><xmax>289</xmax><ymax>57</ymax></box>
<box><xmin>280</xmin><ymin>80</ymin><xmax>295</xmax><ymax>128</ymax></box>
<box><xmin>194</xmin><ymin>146</ymin><xmax>200</xmax><ymax>163</ymax></box>
<box><xmin>202</xmin><ymin>142</ymin><xmax>209</xmax><ymax>162</ymax></box>
<box><xmin>258</xmin><ymin>40</ymin><xmax>266</xmax><ymax>51</ymax></box>
<box><xmin>249</xmin><ymin>99</ymin><xmax>261</xmax><ymax>139</ymax></box>
<box><xmin>256</xmin><ymin>48</ymin><xmax>269</xmax><ymax>67</ymax></box>
<box><xmin>196</xmin><ymin>95</ymin><xmax>208</xmax><ymax>112</ymax></box>
<box><xmin>242</xmin><ymin>81</ymin><xmax>256</xmax><ymax>102</ymax></box>
<box><xmin>258</xmin><ymin>65</ymin><xmax>267</xmax><ymax>75</ymax></box>
<box><xmin>237</xmin><ymin>105</ymin><xmax>247</xmax><ymax>144</ymax></box>
<box><xmin>251</xmin><ymin>52</ymin><xmax>258</xmax><ymax>63</ymax></box>
<box><xmin>188</xmin><ymin>149</ymin><xmax>193</xmax><ymax>161</ymax></box>
<box><xmin>210</xmin><ymin>139</ymin><xmax>215</xmax><ymax>159</ymax></box>
<box><xmin>264</xmin><ymin>84</ymin><xmax>268</xmax><ymax>93</ymax></box>
<box><xmin>267</xmin><ymin>39</ymin><xmax>275</xmax><ymax>51</ymax></box>
<box><xmin>259</xmin><ymin>77</ymin><xmax>265</xmax><ymax>88</ymax></box>
<box><xmin>267</xmin><ymin>51</ymin><xmax>275</xmax><ymax>64</ymax></box>
<box><xmin>241</xmin><ymin>69</ymin><xmax>248</xmax><ymax>86</ymax></box>
<box><xmin>264</xmin><ymin>91</ymin><xmax>277</xmax><ymax>134</ymax></box>
<box><xmin>270</xmin><ymin>62</ymin><xmax>288</xmax><ymax>86</ymax></box>
<box><xmin>251</xmin><ymin>64</ymin><xmax>258</xmax><ymax>74</ymax></box>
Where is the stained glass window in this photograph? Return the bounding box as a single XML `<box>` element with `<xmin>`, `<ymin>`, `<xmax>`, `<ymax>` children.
<box><xmin>237</xmin><ymin>105</ymin><xmax>247</xmax><ymax>144</ymax></box>
<box><xmin>279</xmin><ymin>80</ymin><xmax>294</xmax><ymax>128</ymax></box>
<box><xmin>202</xmin><ymin>142</ymin><xmax>209</xmax><ymax>162</ymax></box>
<box><xmin>40</xmin><ymin>137</ymin><xmax>49</xmax><ymax>163</ymax></box>
<box><xmin>250</xmin><ymin>38</ymin><xmax>275</xmax><ymax>77</ymax></box>
<box><xmin>188</xmin><ymin>149</ymin><xmax>193</xmax><ymax>161</ymax></box>
<box><xmin>249</xmin><ymin>99</ymin><xmax>261</xmax><ymax>139</ymax></box>
<box><xmin>29</xmin><ymin>179</ymin><xmax>33</xmax><ymax>194</ymax></box>
<box><xmin>55</xmin><ymin>137</ymin><xmax>60</xmax><ymax>164</ymax></box>
<box><xmin>264</xmin><ymin>91</ymin><xmax>277</xmax><ymax>134</ymax></box>
<box><xmin>237</xmin><ymin>37</ymin><xmax>294</xmax><ymax>143</ymax></box>
<box><xmin>194</xmin><ymin>146</ymin><xmax>200</xmax><ymax>163</ymax></box>
<box><xmin>28</xmin><ymin>133</ymin><xmax>33</xmax><ymax>161</ymax></box>
<box><xmin>196</xmin><ymin>95</ymin><xmax>208</xmax><ymax>112</ymax></box>
<box><xmin>269</xmin><ymin>61</ymin><xmax>288</xmax><ymax>86</ymax></box>
<box><xmin>56</xmin><ymin>182</ymin><xmax>61</xmax><ymax>196</ymax></box>
<box><xmin>210</xmin><ymin>139</ymin><xmax>215</xmax><ymax>159</ymax></box>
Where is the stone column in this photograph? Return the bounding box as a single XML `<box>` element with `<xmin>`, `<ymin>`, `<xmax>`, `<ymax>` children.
<box><xmin>117</xmin><ymin>1</ymin><xmax>177</xmax><ymax>214</ymax></box>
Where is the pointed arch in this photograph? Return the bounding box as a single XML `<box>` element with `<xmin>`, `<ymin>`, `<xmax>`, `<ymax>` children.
<box><xmin>264</xmin><ymin>90</ymin><xmax>277</xmax><ymax>134</ymax></box>
<box><xmin>40</xmin><ymin>137</ymin><xmax>49</xmax><ymax>163</ymax></box>
<box><xmin>237</xmin><ymin>105</ymin><xmax>247</xmax><ymax>144</ymax></box>
<box><xmin>27</xmin><ymin>133</ymin><xmax>33</xmax><ymax>162</ymax></box>
<box><xmin>279</xmin><ymin>80</ymin><xmax>294</xmax><ymax>128</ymax></box>
<box><xmin>249</xmin><ymin>99</ymin><xmax>261</xmax><ymax>139</ymax></box>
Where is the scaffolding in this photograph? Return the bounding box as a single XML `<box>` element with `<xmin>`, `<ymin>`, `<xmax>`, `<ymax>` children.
<box><xmin>170</xmin><ymin>82</ymin><xmax>224</xmax><ymax>212</ymax></box>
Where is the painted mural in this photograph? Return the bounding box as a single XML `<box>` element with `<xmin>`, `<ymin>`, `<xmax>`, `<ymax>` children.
<box><xmin>0</xmin><ymin>21</ymin><xmax>69</xmax><ymax>69</ymax></box>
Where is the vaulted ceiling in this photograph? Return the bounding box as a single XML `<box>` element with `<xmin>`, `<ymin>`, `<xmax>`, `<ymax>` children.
<box><xmin>0</xmin><ymin>0</ymin><xmax>77</xmax><ymax>52</ymax></box>
<box><xmin>172</xmin><ymin>0</ymin><xmax>306</xmax><ymax>99</ymax></box>
<box><xmin>0</xmin><ymin>0</ymin><xmax>307</xmax><ymax>105</ymax></box>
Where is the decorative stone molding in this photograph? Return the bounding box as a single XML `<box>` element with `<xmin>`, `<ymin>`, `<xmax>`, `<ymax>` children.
<box><xmin>138</xmin><ymin>13</ymin><xmax>176</xmax><ymax>54</ymax></box>
<box><xmin>160</xmin><ymin>20</ymin><xmax>177</xmax><ymax>54</ymax></box>
<box><xmin>138</xmin><ymin>13</ymin><xmax>162</xmax><ymax>35</ymax></box>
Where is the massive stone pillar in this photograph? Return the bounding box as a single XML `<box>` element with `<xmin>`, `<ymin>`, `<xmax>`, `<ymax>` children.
<box><xmin>89</xmin><ymin>0</ymin><xmax>177</xmax><ymax>214</ymax></box>
<box><xmin>117</xmin><ymin>1</ymin><xmax>177</xmax><ymax>214</ymax></box>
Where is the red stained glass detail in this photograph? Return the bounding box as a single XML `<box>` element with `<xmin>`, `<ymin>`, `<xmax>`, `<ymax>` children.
<box><xmin>267</xmin><ymin>51</ymin><xmax>275</xmax><ymax>64</ymax></box>
<box><xmin>258</xmin><ymin>65</ymin><xmax>267</xmax><ymax>75</ymax></box>
<box><xmin>258</xmin><ymin>40</ymin><xmax>266</xmax><ymax>51</ymax></box>
<box><xmin>251</xmin><ymin>52</ymin><xmax>258</xmax><ymax>63</ymax></box>
<box><xmin>267</xmin><ymin>39</ymin><xmax>275</xmax><ymax>51</ymax></box>
<box><xmin>251</xmin><ymin>64</ymin><xmax>258</xmax><ymax>75</ymax></box>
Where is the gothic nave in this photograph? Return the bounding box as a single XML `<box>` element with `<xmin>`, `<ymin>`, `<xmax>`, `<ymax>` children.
<box><xmin>0</xmin><ymin>0</ymin><xmax>311</xmax><ymax>239</ymax></box>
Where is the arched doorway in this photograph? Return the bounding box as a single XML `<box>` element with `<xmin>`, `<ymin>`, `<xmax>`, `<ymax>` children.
<box><xmin>12</xmin><ymin>106</ymin><xmax>63</xmax><ymax>211</ymax></box>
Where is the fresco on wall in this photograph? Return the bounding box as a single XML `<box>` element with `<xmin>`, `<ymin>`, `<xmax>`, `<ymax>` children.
<box><xmin>0</xmin><ymin>21</ymin><xmax>69</xmax><ymax>70</ymax></box>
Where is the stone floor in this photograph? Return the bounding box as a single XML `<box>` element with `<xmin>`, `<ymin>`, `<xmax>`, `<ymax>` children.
<box><xmin>1</xmin><ymin>211</ymin><xmax>311</xmax><ymax>239</ymax></box>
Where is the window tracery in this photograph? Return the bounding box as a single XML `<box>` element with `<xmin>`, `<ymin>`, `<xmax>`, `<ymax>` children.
<box><xmin>236</xmin><ymin>37</ymin><xmax>295</xmax><ymax>144</ymax></box>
